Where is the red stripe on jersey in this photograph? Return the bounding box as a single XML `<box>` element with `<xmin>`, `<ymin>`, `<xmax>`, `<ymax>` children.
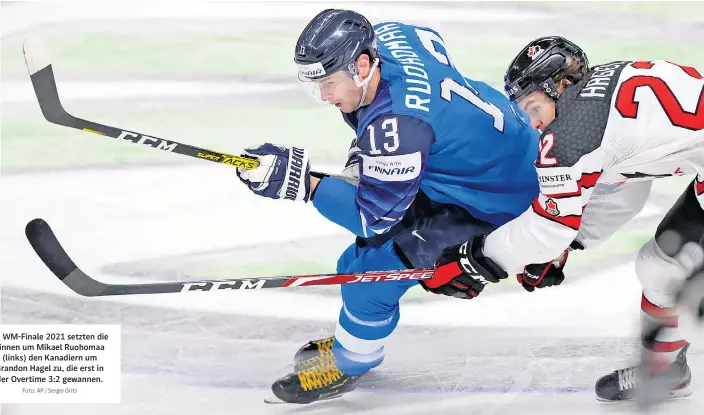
<box><xmin>578</xmin><ymin>172</ymin><xmax>602</xmax><ymax>189</ymax></box>
<box><xmin>545</xmin><ymin>190</ymin><xmax>581</xmax><ymax>199</ymax></box>
<box><xmin>531</xmin><ymin>198</ymin><xmax>581</xmax><ymax>230</ymax></box>
<box><xmin>666</xmin><ymin>61</ymin><xmax>703</xmax><ymax>79</ymax></box>
<box><xmin>646</xmin><ymin>339</ymin><xmax>688</xmax><ymax>353</ymax></box>
<box><xmin>632</xmin><ymin>61</ymin><xmax>702</xmax><ymax>79</ymax></box>
<box><xmin>641</xmin><ymin>294</ymin><xmax>678</xmax><ymax>327</ymax></box>
<box><xmin>543</xmin><ymin>171</ymin><xmax>602</xmax><ymax>199</ymax></box>
<box><xmin>631</xmin><ymin>61</ymin><xmax>655</xmax><ymax>70</ymax></box>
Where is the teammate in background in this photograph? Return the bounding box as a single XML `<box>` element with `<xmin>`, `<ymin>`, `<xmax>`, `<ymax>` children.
<box><xmin>235</xmin><ymin>9</ymin><xmax>540</xmax><ymax>404</ymax></box>
<box><xmin>426</xmin><ymin>36</ymin><xmax>704</xmax><ymax>402</ymax></box>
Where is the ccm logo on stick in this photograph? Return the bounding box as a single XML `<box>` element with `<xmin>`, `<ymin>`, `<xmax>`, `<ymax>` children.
<box><xmin>118</xmin><ymin>130</ymin><xmax>178</xmax><ymax>152</ymax></box>
<box><xmin>181</xmin><ymin>280</ymin><xmax>266</xmax><ymax>292</ymax></box>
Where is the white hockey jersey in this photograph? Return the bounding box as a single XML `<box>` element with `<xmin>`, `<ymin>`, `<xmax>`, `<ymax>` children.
<box><xmin>483</xmin><ymin>60</ymin><xmax>704</xmax><ymax>273</ymax></box>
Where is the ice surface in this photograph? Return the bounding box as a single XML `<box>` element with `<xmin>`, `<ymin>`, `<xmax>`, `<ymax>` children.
<box><xmin>2</xmin><ymin>164</ymin><xmax>703</xmax><ymax>415</ymax></box>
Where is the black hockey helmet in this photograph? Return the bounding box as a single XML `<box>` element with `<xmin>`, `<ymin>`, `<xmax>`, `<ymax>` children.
<box><xmin>294</xmin><ymin>9</ymin><xmax>378</xmax><ymax>81</ymax></box>
<box><xmin>504</xmin><ymin>36</ymin><xmax>589</xmax><ymax>102</ymax></box>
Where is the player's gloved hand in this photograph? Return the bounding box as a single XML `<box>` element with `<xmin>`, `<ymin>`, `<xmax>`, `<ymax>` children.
<box><xmin>421</xmin><ymin>235</ymin><xmax>508</xmax><ymax>299</ymax></box>
<box><xmin>236</xmin><ymin>143</ymin><xmax>311</xmax><ymax>202</ymax></box>
<box><xmin>517</xmin><ymin>241</ymin><xmax>583</xmax><ymax>292</ymax></box>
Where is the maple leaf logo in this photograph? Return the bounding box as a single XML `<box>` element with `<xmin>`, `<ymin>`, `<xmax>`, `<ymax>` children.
<box><xmin>527</xmin><ymin>45</ymin><xmax>543</xmax><ymax>60</ymax></box>
<box><xmin>545</xmin><ymin>198</ymin><xmax>560</xmax><ymax>216</ymax></box>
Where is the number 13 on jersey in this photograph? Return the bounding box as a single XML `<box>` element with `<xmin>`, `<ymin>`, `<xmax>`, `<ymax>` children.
<box><xmin>415</xmin><ymin>28</ymin><xmax>505</xmax><ymax>133</ymax></box>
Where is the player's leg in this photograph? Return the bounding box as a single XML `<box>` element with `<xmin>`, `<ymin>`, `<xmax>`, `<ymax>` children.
<box><xmin>271</xmin><ymin>240</ymin><xmax>412</xmax><ymax>403</ymax></box>
<box><xmin>332</xmin><ymin>240</ymin><xmax>416</xmax><ymax>376</ymax></box>
<box><xmin>291</xmin><ymin>241</ymin><xmax>362</xmax><ymax>369</ymax></box>
<box><xmin>595</xmin><ymin>178</ymin><xmax>704</xmax><ymax>401</ymax></box>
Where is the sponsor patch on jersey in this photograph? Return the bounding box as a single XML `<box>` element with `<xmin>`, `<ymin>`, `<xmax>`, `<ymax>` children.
<box><xmin>538</xmin><ymin>167</ymin><xmax>578</xmax><ymax>194</ymax></box>
<box><xmin>297</xmin><ymin>62</ymin><xmax>326</xmax><ymax>79</ymax></box>
<box><xmin>544</xmin><ymin>198</ymin><xmax>560</xmax><ymax>216</ymax></box>
<box><xmin>360</xmin><ymin>152</ymin><xmax>422</xmax><ymax>182</ymax></box>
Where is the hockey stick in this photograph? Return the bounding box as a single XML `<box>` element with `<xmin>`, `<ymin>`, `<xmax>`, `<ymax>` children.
<box><xmin>25</xmin><ymin>218</ymin><xmax>436</xmax><ymax>297</ymax></box>
<box><xmin>22</xmin><ymin>35</ymin><xmax>259</xmax><ymax>170</ymax></box>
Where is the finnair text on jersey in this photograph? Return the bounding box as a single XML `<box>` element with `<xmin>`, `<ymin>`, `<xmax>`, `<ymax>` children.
<box><xmin>361</xmin><ymin>153</ymin><xmax>422</xmax><ymax>182</ymax></box>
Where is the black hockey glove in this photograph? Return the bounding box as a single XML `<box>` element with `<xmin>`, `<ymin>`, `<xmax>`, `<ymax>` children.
<box><xmin>421</xmin><ymin>235</ymin><xmax>508</xmax><ymax>299</ymax></box>
<box><xmin>517</xmin><ymin>241</ymin><xmax>583</xmax><ymax>292</ymax></box>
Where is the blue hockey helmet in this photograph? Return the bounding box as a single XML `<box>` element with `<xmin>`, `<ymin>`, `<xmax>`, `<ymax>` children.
<box><xmin>504</xmin><ymin>36</ymin><xmax>589</xmax><ymax>103</ymax></box>
<box><xmin>294</xmin><ymin>9</ymin><xmax>379</xmax><ymax>107</ymax></box>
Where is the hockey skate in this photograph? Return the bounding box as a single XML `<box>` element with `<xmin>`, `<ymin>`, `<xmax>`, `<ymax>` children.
<box><xmin>595</xmin><ymin>344</ymin><xmax>692</xmax><ymax>402</ymax></box>
<box><xmin>292</xmin><ymin>336</ymin><xmax>334</xmax><ymax>372</ymax></box>
<box><xmin>269</xmin><ymin>349</ymin><xmax>360</xmax><ymax>404</ymax></box>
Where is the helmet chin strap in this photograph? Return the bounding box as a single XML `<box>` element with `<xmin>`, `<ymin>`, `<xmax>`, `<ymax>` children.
<box><xmin>352</xmin><ymin>58</ymin><xmax>380</xmax><ymax>111</ymax></box>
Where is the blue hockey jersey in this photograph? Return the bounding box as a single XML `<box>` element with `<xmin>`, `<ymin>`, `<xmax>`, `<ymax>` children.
<box><xmin>312</xmin><ymin>22</ymin><xmax>540</xmax><ymax>265</ymax></box>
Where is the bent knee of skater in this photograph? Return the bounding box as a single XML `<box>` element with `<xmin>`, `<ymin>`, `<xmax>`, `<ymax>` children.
<box><xmin>636</xmin><ymin>238</ymin><xmax>694</xmax><ymax>295</ymax></box>
<box><xmin>340</xmin><ymin>295</ymin><xmax>400</xmax><ymax>320</ymax></box>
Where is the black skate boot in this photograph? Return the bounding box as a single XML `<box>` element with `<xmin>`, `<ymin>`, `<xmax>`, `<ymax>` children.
<box><xmin>595</xmin><ymin>344</ymin><xmax>692</xmax><ymax>402</ymax></box>
<box><xmin>271</xmin><ymin>350</ymin><xmax>360</xmax><ymax>404</ymax></box>
<box><xmin>293</xmin><ymin>336</ymin><xmax>335</xmax><ymax>372</ymax></box>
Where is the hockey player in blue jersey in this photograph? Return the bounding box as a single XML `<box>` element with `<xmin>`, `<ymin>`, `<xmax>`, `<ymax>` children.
<box><xmin>235</xmin><ymin>9</ymin><xmax>540</xmax><ymax>403</ymax></box>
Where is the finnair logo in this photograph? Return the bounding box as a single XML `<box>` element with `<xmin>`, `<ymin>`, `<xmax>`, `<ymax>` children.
<box><xmin>297</xmin><ymin>62</ymin><xmax>326</xmax><ymax>79</ymax></box>
<box><xmin>361</xmin><ymin>152</ymin><xmax>422</xmax><ymax>182</ymax></box>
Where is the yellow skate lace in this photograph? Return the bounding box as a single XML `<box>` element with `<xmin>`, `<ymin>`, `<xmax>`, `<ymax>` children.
<box><xmin>298</xmin><ymin>351</ymin><xmax>344</xmax><ymax>391</ymax></box>
<box><xmin>314</xmin><ymin>337</ymin><xmax>334</xmax><ymax>353</ymax></box>
<box><xmin>296</xmin><ymin>337</ymin><xmax>335</xmax><ymax>371</ymax></box>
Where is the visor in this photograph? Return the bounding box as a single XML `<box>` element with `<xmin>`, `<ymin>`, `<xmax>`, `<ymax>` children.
<box><xmin>297</xmin><ymin>71</ymin><xmax>353</xmax><ymax>104</ymax></box>
<box><xmin>295</xmin><ymin>58</ymin><xmax>380</xmax><ymax>105</ymax></box>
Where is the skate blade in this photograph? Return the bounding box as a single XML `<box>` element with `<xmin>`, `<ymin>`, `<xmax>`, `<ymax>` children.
<box><xmin>668</xmin><ymin>386</ymin><xmax>693</xmax><ymax>399</ymax></box>
<box><xmin>264</xmin><ymin>393</ymin><xmax>343</xmax><ymax>405</ymax></box>
<box><xmin>595</xmin><ymin>387</ymin><xmax>693</xmax><ymax>403</ymax></box>
<box><xmin>264</xmin><ymin>396</ymin><xmax>288</xmax><ymax>404</ymax></box>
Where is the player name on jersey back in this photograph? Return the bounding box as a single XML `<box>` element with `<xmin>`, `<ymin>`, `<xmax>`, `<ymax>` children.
<box><xmin>375</xmin><ymin>23</ymin><xmax>433</xmax><ymax>112</ymax></box>
<box><xmin>579</xmin><ymin>61</ymin><xmax>628</xmax><ymax>100</ymax></box>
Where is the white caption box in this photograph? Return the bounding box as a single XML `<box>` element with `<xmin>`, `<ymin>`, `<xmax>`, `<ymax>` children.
<box><xmin>0</xmin><ymin>324</ymin><xmax>120</xmax><ymax>403</ymax></box>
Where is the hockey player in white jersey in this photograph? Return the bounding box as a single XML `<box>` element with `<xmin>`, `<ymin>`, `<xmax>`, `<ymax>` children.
<box><xmin>424</xmin><ymin>36</ymin><xmax>704</xmax><ymax>402</ymax></box>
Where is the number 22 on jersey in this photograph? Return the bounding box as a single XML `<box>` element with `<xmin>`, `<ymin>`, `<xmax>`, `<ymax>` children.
<box><xmin>616</xmin><ymin>60</ymin><xmax>704</xmax><ymax>131</ymax></box>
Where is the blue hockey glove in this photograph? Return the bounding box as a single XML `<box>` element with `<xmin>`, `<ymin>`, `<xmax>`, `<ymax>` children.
<box><xmin>421</xmin><ymin>235</ymin><xmax>508</xmax><ymax>299</ymax></box>
<box><xmin>236</xmin><ymin>143</ymin><xmax>311</xmax><ymax>202</ymax></box>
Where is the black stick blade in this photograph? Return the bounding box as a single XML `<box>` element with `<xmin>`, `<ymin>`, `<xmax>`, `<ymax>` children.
<box><xmin>25</xmin><ymin>218</ymin><xmax>108</xmax><ymax>297</ymax></box>
<box><xmin>25</xmin><ymin>218</ymin><xmax>77</xmax><ymax>280</ymax></box>
<box><xmin>24</xmin><ymin>220</ymin><xmax>435</xmax><ymax>298</ymax></box>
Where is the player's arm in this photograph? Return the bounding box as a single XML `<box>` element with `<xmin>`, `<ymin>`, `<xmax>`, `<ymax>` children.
<box><xmin>422</xmin><ymin>131</ymin><xmax>615</xmax><ymax>299</ymax></box>
<box><xmin>311</xmin><ymin>115</ymin><xmax>434</xmax><ymax>237</ymax></box>
<box><xmin>576</xmin><ymin>180</ymin><xmax>653</xmax><ymax>249</ymax></box>
<box><xmin>482</xmin><ymin>147</ymin><xmax>614</xmax><ymax>273</ymax></box>
<box><xmin>509</xmin><ymin>180</ymin><xmax>650</xmax><ymax>292</ymax></box>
